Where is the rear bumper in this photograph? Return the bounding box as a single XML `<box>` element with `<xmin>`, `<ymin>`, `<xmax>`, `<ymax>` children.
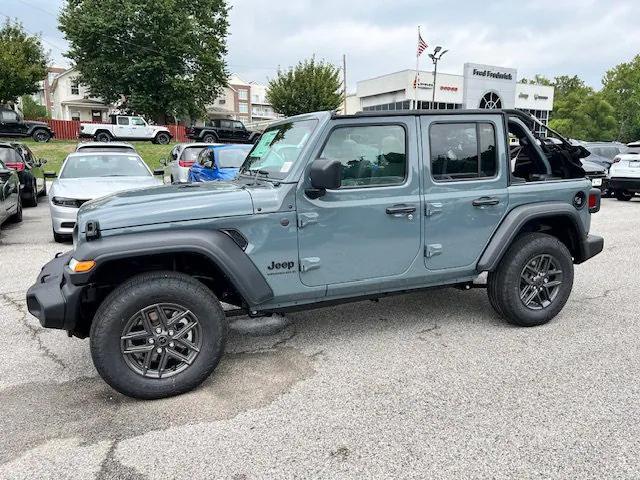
<box><xmin>26</xmin><ymin>251</ymin><xmax>84</xmax><ymax>332</ymax></box>
<box><xmin>78</xmin><ymin>132</ymin><xmax>93</xmax><ymax>139</ymax></box>
<box><xmin>609</xmin><ymin>177</ymin><xmax>640</xmax><ymax>192</ymax></box>
<box><xmin>575</xmin><ymin>234</ymin><xmax>604</xmax><ymax>264</ymax></box>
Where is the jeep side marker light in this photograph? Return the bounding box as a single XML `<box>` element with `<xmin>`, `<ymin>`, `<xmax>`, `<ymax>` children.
<box><xmin>69</xmin><ymin>258</ymin><xmax>96</xmax><ymax>273</ymax></box>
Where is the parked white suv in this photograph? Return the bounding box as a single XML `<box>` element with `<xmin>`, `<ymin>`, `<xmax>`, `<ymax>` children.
<box><xmin>80</xmin><ymin>115</ymin><xmax>172</xmax><ymax>144</ymax></box>
<box><xmin>609</xmin><ymin>152</ymin><xmax>640</xmax><ymax>201</ymax></box>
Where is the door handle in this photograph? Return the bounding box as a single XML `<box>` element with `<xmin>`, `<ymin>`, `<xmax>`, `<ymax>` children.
<box><xmin>385</xmin><ymin>205</ymin><xmax>417</xmax><ymax>215</ymax></box>
<box><xmin>472</xmin><ymin>197</ymin><xmax>500</xmax><ymax>207</ymax></box>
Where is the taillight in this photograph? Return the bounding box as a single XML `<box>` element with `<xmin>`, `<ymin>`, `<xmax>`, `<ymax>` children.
<box><xmin>5</xmin><ymin>162</ymin><xmax>24</xmax><ymax>171</ymax></box>
<box><xmin>588</xmin><ymin>189</ymin><xmax>601</xmax><ymax>213</ymax></box>
<box><xmin>178</xmin><ymin>160</ymin><xmax>194</xmax><ymax>168</ymax></box>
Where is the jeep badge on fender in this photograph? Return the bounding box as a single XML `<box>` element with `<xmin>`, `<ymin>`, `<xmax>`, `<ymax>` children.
<box><xmin>26</xmin><ymin>109</ymin><xmax>603</xmax><ymax>400</ymax></box>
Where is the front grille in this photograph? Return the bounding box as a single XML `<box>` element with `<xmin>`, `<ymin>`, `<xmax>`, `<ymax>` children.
<box><xmin>61</xmin><ymin>222</ymin><xmax>76</xmax><ymax>229</ymax></box>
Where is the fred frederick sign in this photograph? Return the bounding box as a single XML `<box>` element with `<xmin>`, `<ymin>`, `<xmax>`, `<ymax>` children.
<box><xmin>462</xmin><ymin>62</ymin><xmax>518</xmax><ymax>109</ymax></box>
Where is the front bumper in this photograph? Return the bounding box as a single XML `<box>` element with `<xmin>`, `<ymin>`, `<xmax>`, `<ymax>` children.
<box><xmin>26</xmin><ymin>251</ymin><xmax>84</xmax><ymax>332</ymax></box>
<box><xmin>50</xmin><ymin>203</ymin><xmax>78</xmax><ymax>234</ymax></box>
<box><xmin>575</xmin><ymin>234</ymin><xmax>604</xmax><ymax>264</ymax></box>
<box><xmin>609</xmin><ymin>177</ymin><xmax>640</xmax><ymax>192</ymax></box>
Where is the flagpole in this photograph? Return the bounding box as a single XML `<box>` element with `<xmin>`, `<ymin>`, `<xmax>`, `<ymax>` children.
<box><xmin>415</xmin><ymin>25</ymin><xmax>420</xmax><ymax>110</ymax></box>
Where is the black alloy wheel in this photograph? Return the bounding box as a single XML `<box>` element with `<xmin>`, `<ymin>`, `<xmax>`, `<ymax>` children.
<box><xmin>519</xmin><ymin>254</ymin><xmax>563</xmax><ymax>310</ymax></box>
<box><xmin>120</xmin><ymin>303</ymin><xmax>203</xmax><ymax>379</ymax></box>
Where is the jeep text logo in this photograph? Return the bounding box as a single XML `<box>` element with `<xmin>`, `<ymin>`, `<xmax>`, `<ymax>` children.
<box><xmin>268</xmin><ymin>260</ymin><xmax>295</xmax><ymax>271</ymax></box>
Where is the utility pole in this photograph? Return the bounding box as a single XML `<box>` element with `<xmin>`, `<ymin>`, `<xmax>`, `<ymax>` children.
<box><xmin>343</xmin><ymin>54</ymin><xmax>347</xmax><ymax>114</ymax></box>
<box><xmin>429</xmin><ymin>46</ymin><xmax>448</xmax><ymax>108</ymax></box>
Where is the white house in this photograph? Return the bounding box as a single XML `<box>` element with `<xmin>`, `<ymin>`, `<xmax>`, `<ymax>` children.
<box><xmin>49</xmin><ymin>68</ymin><xmax>111</xmax><ymax>122</ymax></box>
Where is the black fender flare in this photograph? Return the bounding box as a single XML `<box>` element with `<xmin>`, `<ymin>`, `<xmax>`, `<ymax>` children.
<box><xmin>199</xmin><ymin>129</ymin><xmax>218</xmax><ymax>141</ymax></box>
<box><xmin>72</xmin><ymin>229</ymin><xmax>273</xmax><ymax>307</ymax></box>
<box><xmin>26</xmin><ymin>125</ymin><xmax>52</xmax><ymax>137</ymax></box>
<box><xmin>477</xmin><ymin>202</ymin><xmax>587</xmax><ymax>272</ymax></box>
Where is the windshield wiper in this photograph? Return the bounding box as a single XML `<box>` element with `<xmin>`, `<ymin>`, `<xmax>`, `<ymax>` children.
<box><xmin>251</xmin><ymin>169</ymin><xmax>270</xmax><ymax>185</ymax></box>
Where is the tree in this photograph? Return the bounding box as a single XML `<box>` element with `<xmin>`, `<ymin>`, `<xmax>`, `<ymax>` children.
<box><xmin>59</xmin><ymin>0</ymin><xmax>229</xmax><ymax>122</ymax></box>
<box><xmin>0</xmin><ymin>20</ymin><xmax>48</xmax><ymax>105</ymax></box>
<box><xmin>267</xmin><ymin>57</ymin><xmax>343</xmax><ymax>117</ymax></box>
<box><xmin>602</xmin><ymin>55</ymin><xmax>640</xmax><ymax>142</ymax></box>
<box><xmin>21</xmin><ymin>95</ymin><xmax>49</xmax><ymax>119</ymax></box>
<box><xmin>522</xmin><ymin>74</ymin><xmax>616</xmax><ymax>141</ymax></box>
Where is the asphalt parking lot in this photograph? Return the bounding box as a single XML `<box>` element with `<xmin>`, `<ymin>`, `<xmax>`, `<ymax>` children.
<box><xmin>0</xmin><ymin>195</ymin><xmax>639</xmax><ymax>479</ymax></box>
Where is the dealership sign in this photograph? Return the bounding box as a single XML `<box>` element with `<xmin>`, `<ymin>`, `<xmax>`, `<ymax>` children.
<box><xmin>472</xmin><ymin>68</ymin><xmax>513</xmax><ymax>81</ymax></box>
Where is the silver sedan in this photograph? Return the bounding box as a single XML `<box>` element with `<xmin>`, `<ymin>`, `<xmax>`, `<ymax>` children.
<box><xmin>48</xmin><ymin>152</ymin><xmax>163</xmax><ymax>242</ymax></box>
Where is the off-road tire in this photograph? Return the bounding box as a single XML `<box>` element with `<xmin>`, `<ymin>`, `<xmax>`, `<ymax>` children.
<box><xmin>31</xmin><ymin>129</ymin><xmax>51</xmax><ymax>143</ymax></box>
<box><xmin>9</xmin><ymin>191</ymin><xmax>22</xmax><ymax>223</ymax></box>
<box><xmin>90</xmin><ymin>271</ymin><xmax>226</xmax><ymax>399</ymax></box>
<box><xmin>25</xmin><ymin>178</ymin><xmax>38</xmax><ymax>207</ymax></box>
<box><xmin>95</xmin><ymin>131</ymin><xmax>112</xmax><ymax>142</ymax></box>
<box><xmin>155</xmin><ymin>132</ymin><xmax>171</xmax><ymax>145</ymax></box>
<box><xmin>487</xmin><ymin>233</ymin><xmax>574</xmax><ymax>327</ymax></box>
<box><xmin>615</xmin><ymin>190</ymin><xmax>633</xmax><ymax>201</ymax></box>
<box><xmin>203</xmin><ymin>133</ymin><xmax>217</xmax><ymax>143</ymax></box>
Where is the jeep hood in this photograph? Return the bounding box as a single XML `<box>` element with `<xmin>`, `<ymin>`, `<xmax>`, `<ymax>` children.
<box><xmin>76</xmin><ymin>181</ymin><xmax>253</xmax><ymax>232</ymax></box>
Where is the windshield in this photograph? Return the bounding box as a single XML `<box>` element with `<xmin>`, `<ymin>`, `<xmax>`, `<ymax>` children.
<box><xmin>78</xmin><ymin>146</ymin><xmax>136</xmax><ymax>153</ymax></box>
<box><xmin>217</xmin><ymin>146</ymin><xmax>252</xmax><ymax>169</ymax></box>
<box><xmin>240</xmin><ymin>119</ymin><xmax>318</xmax><ymax>179</ymax></box>
<box><xmin>60</xmin><ymin>155</ymin><xmax>150</xmax><ymax>179</ymax></box>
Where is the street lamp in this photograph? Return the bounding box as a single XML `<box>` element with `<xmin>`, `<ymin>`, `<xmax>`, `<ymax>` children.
<box><xmin>428</xmin><ymin>46</ymin><xmax>448</xmax><ymax>107</ymax></box>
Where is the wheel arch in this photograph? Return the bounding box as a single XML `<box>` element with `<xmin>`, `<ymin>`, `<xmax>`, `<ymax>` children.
<box><xmin>477</xmin><ymin>203</ymin><xmax>587</xmax><ymax>272</ymax></box>
<box><xmin>93</xmin><ymin>129</ymin><xmax>113</xmax><ymax>140</ymax></box>
<box><xmin>71</xmin><ymin>230</ymin><xmax>273</xmax><ymax>335</ymax></box>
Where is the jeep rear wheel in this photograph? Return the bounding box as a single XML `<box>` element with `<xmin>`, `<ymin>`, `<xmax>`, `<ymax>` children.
<box><xmin>90</xmin><ymin>271</ymin><xmax>226</xmax><ymax>399</ymax></box>
<box><xmin>487</xmin><ymin>233</ymin><xmax>573</xmax><ymax>327</ymax></box>
<box><xmin>203</xmin><ymin>133</ymin><xmax>217</xmax><ymax>143</ymax></box>
<box><xmin>95</xmin><ymin>132</ymin><xmax>112</xmax><ymax>142</ymax></box>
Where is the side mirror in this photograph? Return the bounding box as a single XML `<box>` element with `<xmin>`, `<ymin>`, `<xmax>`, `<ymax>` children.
<box><xmin>160</xmin><ymin>158</ymin><xmax>168</xmax><ymax>166</ymax></box>
<box><xmin>39</xmin><ymin>158</ymin><xmax>48</xmax><ymax>165</ymax></box>
<box><xmin>153</xmin><ymin>168</ymin><xmax>164</xmax><ymax>176</ymax></box>
<box><xmin>306</xmin><ymin>158</ymin><xmax>342</xmax><ymax>199</ymax></box>
<box><xmin>44</xmin><ymin>171</ymin><xmax>57</xmax><ymax>179</ymax></box>
<box><xmin>0</xmin><ymin>168</ymin><xmax>12</xmax><ymax>179</ymax></box>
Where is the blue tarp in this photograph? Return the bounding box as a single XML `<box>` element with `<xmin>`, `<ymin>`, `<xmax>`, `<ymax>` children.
<box><xmin>188</xmin><ymin>144</ymin><xmax>252</xmax><ymax>182</ymax></box>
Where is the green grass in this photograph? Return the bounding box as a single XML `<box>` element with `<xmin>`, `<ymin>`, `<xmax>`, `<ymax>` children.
<box><xmin>22</xmin><ymin>140</ymin><xmax>175</xmax><ymax>174</ymax></box>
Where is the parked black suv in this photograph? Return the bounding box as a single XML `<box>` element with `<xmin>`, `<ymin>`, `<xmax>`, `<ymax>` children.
<box><xmin>0</xmin><ymin>107</ymin><xmax>54</xmax><ymax>142</ymax></box>
<box><xmin>186</xmin><ymin>119</ymin><xmax>260</xmax><ymax>144</ymax></box>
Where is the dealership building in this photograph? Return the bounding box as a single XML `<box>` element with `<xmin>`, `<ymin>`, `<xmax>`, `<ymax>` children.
<box><xmin>348</xmin><ymin>62</ymin><xmax>554</xmax><ymax>135</ymax></box>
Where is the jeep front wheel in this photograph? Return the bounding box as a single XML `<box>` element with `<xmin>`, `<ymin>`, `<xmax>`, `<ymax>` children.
<box><xmin>203</xmin><ymin>133</ymin><xmax>217</xmax><ymax>143</ymax></box>
<box><xmin>32</xmin><ymin>128</ymin><xmax>51</xmax><ymax>142</ymax></box>
<box><xmin>90</xmin><ymin>271</ymin><xmax>226</xmax><ymax>399</ymax></box>
<box><xmin>487</xmin><ymin>233</ymin><xmax>574</xmax><ymax>327</ymax></box>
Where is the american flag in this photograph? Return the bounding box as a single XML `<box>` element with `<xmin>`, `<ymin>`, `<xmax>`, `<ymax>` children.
<box><xmin>417</xmin><ymin>33</ymin><xmax>428</xmax><ymax>57</ymax></box>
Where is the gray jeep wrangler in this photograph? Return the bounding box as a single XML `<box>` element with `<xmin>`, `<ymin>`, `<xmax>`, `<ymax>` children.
<box><xmin>27</xmin><ymin>109</ymin><xmax>603</xmax><ymax>399</ymax></box>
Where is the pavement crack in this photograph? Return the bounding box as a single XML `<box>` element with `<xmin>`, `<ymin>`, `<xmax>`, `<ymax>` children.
<box><xmin>1</xmin><ymin>293</ymin><xmax>68</xmax><ymax>371</ymax></box>
<box><xmin>582</xmin><ymin>288</ymin><xmax>615</xmax><ymax>301</ymax></box>
<box><xmin>230</xmin><ymin>323</ymin><xmax>297</xmax><ymax>355</ymax></box>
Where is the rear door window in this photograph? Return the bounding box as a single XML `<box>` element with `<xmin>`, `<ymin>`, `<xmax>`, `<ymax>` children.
<box><xmin>117</xmin><ymin>117</ymin><xmax>129</xmax><ymax>126</ymax></box>
<box><xmin>430</xmin><ymin>122</ymin><xmax>497</xmax><ymax>181</ymax></box>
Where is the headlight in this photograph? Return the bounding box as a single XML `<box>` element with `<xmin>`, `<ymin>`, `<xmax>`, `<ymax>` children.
<box><xmin>52</xmin><ymin>196</ymin><xmax>82</xmax><ymax>208</ymax></box>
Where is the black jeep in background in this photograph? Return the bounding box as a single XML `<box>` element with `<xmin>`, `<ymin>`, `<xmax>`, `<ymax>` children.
<box><xmin>0</xmin><ymin>107</ymin><xmax>54</xmax><ymax>143</ymax></box>
<box><xmin>186</xmin><ymin>118</ymin><xmax>261</xmax><ymax>144</ymax></box>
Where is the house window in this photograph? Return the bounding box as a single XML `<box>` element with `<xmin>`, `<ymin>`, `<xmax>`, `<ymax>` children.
<box><xmin>252</xmin><ymin>94</ymin><xmax>260</xmax><ymax>103</ymax></box>
<box><xmin>71</xmin><ymin>111</ymin><xmax>81</xmax><ymax>121</ymax></box>
<box><xmin>71</xmin><ymin>81</ymin><xmax>79</xmax><ymax>95</ymax></box>
<box><xmin>238</xmin><ymin>102</ymin><xmax>248</xmax><ymax>114</ymax></box>
<box><xmin>238</xmin><ymin>89</ymin><xmax>248</xmax><ymax>101</ymax></box>
<box><xmin>218</xmin><ymin>99</ymin><xmax>226</xmax><ymax>105</ymax></box>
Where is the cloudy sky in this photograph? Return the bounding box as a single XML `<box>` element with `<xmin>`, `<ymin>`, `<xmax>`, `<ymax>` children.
<box><xmin>2</xmin><ymin>0</ymin><xmax>638</xmax><ymax>91</ymax></box>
